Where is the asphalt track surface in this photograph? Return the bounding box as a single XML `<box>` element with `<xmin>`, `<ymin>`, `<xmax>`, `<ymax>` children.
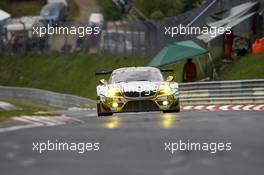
<box><xmin>0</xmin><ymin>110</ymin><xmax>264</xmax><ymax>175</ymax></box>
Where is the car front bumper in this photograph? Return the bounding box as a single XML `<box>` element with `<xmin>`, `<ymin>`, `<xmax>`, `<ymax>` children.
<box><xmin>97</xmin><ymin>93</ymin><xmax>180</xmax><ymax>113</ymax></box>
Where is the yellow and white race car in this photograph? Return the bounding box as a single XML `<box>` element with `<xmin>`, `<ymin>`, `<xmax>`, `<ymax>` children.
<box><xmin>96</xmin><ymin>67</ymin><xmax>180</xmax><ymax>116</ymax></box>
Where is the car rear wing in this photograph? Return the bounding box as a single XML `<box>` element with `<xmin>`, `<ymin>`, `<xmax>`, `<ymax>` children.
<box><xmin>95</xmin><ymin>68</ymin><xmax>173</xmax><ymax>75</ymax></box>
<box><xmin>95</xmin><ymin>70</ymin><xmax>113</xmax><ymax>75</ymax></box>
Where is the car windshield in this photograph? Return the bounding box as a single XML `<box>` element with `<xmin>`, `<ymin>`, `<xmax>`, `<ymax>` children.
<box><xmin>110</xmin><ymin>70</ymin><xmax>164</xmax><ymax>83</ymax></box>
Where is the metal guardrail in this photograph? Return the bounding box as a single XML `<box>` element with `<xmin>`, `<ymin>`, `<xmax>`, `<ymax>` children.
<box><xmin>179</xmin><ymin>79</ymin><xmax>264</xmax><ymax>105</ymax></box>
<box><xmin>0</xmin><ymin>79</ymin><xmax>263</xmax><ymax>108</ymax></box>
<box><xmin>0</xmin><ymin>86</ymin><xmax>95</xmax><ymax>108</ymax></box>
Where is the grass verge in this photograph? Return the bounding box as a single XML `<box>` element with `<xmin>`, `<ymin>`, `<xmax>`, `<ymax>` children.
<box><xmin>219</xmin><ymin>53</ymin><xmax>264</xmax><ymax>80</ymax></box>
<box><xmin>0</xmin><ymin>53</ymin><xmax>150</xmax><ymax>99</ymax></box>
<box><xmin>4</xmin><ymin>0</ymin><xmax>44</xmax><ymax>17</ymax></box>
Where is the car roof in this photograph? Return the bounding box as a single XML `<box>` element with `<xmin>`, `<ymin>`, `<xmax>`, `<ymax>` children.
<box><xmin>112</xmin><ymin>67</ymin><xmax>161</xmax><ymax>74</ymax></box>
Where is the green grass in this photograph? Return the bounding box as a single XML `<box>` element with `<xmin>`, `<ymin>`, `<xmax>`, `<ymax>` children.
<box><xmin>0</xmin><ymin>53</ymin><xmax>150</xmax><ymax>99</ymax></box>
<box><xmin>0</xmin><ymin>99</ymin><xmax>57</xmax><ymax>122</ymax></box>
<box><xmin>0</xmin><ymin>52</ymin><xmax>263</xmax><ymax>101</ymax></box>
<box><xmin>2</xmin><ymin>0</ymin><xmax>44</xmax><ymax>17</ymax></box>
<box><xmin>219</xmin><ymin>53</ymin><xmax>264</xmax><ymax>80</ymax></box>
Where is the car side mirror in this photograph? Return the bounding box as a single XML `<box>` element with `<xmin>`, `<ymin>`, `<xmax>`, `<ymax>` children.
<box><xmin>166</xmin><ymin>76</ymin><xmax>174</xmax><ymax>82</ymax></box>
<box><xmin>99</xmin><ymin>79</ymin><xmax>107</xmax><ymax>85</ymax></box>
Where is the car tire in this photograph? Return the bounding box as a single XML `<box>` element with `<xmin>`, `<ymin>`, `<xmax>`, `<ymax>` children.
<box><xmin>97</xmin><ymin>103</ymin><xmax>113</xmax><ymax>117</ymax></box>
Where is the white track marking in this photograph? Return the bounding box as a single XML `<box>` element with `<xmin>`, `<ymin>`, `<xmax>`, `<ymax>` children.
<box><xmin>11</xmin><ymin>116</ymin><xmax>82</xmax><ymax>126</ymax></box>
<box><xmin>232</xmin><ymin>105</ymin><xmax>243</xmax><ymax>111</ymax></box>
<box><xmin>219</xmin><ymin>105</ymin><xmax>232</xmax><ymax>111</ymax></box>
<box><xmin>183</xmin><ymin>104</ymin><xmax>264</xmax><ymax>111</ymax></box>
<box><xmin>242</xmin><ymin>105</ymin><xmax>255</xmax><ymax>111</ymax></box>
<box><xmin>12</xmin><ymin>117</ymin><xmax>43</xmax><ymax>126</ymax></box>
<box><xmin>68</xmin><ymin>105</ymin><xmax>264</xmax><ymax>112</ymax></box>
<box><xmin>194</xmin><ymin>105</ymin><xmax>205</xmax><ymax>110</ymax></box>
<box><xmin>0</xmin><ymin>116</ymin><xmax>83</xmax><ymax>133</ymax></box>
<box><xmin>183</xmin><ymin>106</ymin><xmax>193</xmax><ymax>110</ymax></box>
<box><xmin>206</xmin><ymin>105</ymin><xmax>216</xmax><ymax>111</ymax></box>
<box><xmin>253</xmin><ymin>105</ymin><xmax>264</xmax><ymax>111</ymax></box>
<box><xmin>36</xmin><ymin>117</ymin><xmax>64</xmax><ymax>125</ymax></box>
<box><xmin>21</xmin><ymin>116</ymin><xmax>51</xmax><ymax>125</ymax></box>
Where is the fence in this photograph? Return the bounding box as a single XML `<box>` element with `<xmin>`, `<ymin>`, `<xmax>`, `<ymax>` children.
<box><xmin>1</xmin><ymin>0</ymin><xmax>262</xmax><ymax>56</ymax></box>
<box><xmin>1</xmin><ymin>79</ymin><xmax>263</xmax><ymax>109</ymax></box>
<box><xmin>179</xmin><ymin>79</ymin><xmax>264</xmax><ymax>105</ymax></box>
<box><xmin>100</xmin><ymin>0</ymin><xmax>264</xmax><ymax>57</ymax></box>
<box><xmin>0</xmin><ymin>86</ymin><xmax>95</xmax><ymax>108</ymax></box>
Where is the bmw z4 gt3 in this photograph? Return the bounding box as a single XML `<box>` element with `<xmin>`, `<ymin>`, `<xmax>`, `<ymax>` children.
<box><xmin>96</xmin><ymin>67</ymin><xmax>180</xmax><ymax>116</ymax></box>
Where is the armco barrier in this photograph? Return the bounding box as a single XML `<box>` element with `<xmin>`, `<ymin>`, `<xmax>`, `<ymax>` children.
<box><xmin>0</xmin><ymin>79</ymin><xmax>263</xmax><ymax>108</ymax></box>
<box><xmin>179</xmin><ymin>79</ymin><xmax>264</xmax><ymax>105</ymax></box>
<box><xmin>0</xmin><ymin>86</ymin><xmax>95</xmax><ymax>108</ymax></box>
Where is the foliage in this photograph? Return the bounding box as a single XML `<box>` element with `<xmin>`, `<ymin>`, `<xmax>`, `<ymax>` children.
<box><xmin>97</xmin><ymin>0</ymin><xmax>204</xmax><ymax>21</ymax></box>
<box><xmin>134</xmin><ymin>0</ymin><xmax>184</xmax><ymax>20</ymax></box>
<box><xmin>133</xmin><ymin>0</ymin><xmax>205</xmax><ymax>20</ymax></box>
<box><xmin>97</xmin><ymin>0</ymin><xmax>123</xmax><ymax>20</ymax></box>
<box><xmin>150</xmin><ymin>10</ymin><xmax>165</xmax><ymax>21</ymax></box>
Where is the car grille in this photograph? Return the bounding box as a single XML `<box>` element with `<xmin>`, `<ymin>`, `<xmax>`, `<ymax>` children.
<box><xmin>122</xmin><ymin>100</ymin><xmax>160</xmax><ymax>112</ymax></box>
<box><xmin>141</xmin><ymin>90</ymin><xmax>156</xmax><ymax>97</ymax></box>
<box><xmin>123</xmin><ymin>91</ymin><xmax>140</xmax><ymax>98</ymax></box>
<box><xmin>123</xmin><ymin>91</ymin><xmax>156</xmax><ymax>98</ymax></box>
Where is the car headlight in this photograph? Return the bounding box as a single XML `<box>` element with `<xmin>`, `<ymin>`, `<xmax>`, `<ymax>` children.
<box><xmin>107</xmin><ymin>87</ymin><xmax>122</xmax><ymax>97</ymax></box>
<box><xmin>158</xmin><ymin>84</ymin><xmax>174</xmax><ymax>95</ymax></box>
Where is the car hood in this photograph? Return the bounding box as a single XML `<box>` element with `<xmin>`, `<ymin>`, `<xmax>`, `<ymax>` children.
<box><xmin>110</xmin><ymin>81</ymin><xmax>164</xmax><ymax>92</ymax></box>
<box><xmin>97</xmin><ymin>81</ymin><xmax>179</xmax><ymax>97</ymax></box>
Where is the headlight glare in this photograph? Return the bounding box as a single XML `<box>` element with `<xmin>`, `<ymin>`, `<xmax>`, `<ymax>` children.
<box><xmin>158</xmin><ymin>84</ymin><xmax>173</xmax><ymax>95</ymax></box>
<box><xmin>107</xmin><ymin>87</ymin><xmax>122</xmax><ymax>97</ymax></box>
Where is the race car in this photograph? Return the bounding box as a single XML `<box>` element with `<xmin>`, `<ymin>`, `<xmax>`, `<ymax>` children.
<box><xmin>96</xmin><ymin>67</ymin><xmax>180</xmax><ymax>116</ymax></box>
